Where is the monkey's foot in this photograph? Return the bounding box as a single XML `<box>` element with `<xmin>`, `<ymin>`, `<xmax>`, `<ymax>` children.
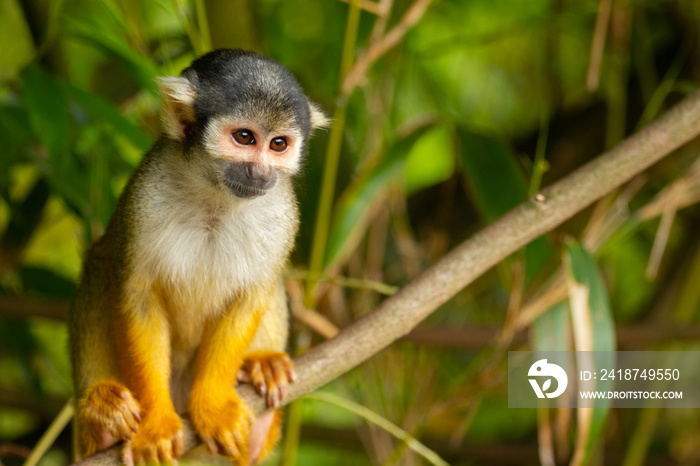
<box><xmin>78</xmin><ymin>380</ymin><xmax>141</xmax><ymax>458</ymax></box>
<box><xmin>239</xmin><ymin>352</ymin><xmax>296</xmax><ymax>408</ymax></box>
<box><xmin>122</xmin><ymin>409</ymin><xmax>184</xmax><ymax>466</ymax></box>
<box><xmin>191</xmin><ymin>395</ymin><xmax>253</xmax><ymax>465</ymax></box>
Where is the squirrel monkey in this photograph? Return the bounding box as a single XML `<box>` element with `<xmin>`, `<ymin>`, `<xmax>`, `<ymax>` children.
<box><xmin>69</xmin><ymin>49</ymin><xmax>328</xmax><ymax>465</ymax></box>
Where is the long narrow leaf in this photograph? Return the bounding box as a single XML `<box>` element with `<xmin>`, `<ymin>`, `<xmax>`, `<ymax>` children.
<box><xmin>565</xmin><ymin>241</ymin><xmax>616</xmax><ymax>466</ymax></box>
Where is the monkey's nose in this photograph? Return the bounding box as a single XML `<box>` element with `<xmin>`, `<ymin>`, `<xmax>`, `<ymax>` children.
<box><xmin>246</xmin><ymin>163</ymin><xmax>272</xmax><ymax>182</ymax></box>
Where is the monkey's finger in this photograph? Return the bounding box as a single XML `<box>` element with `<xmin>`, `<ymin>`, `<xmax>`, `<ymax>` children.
<box><xmin>121</xmin><ymin>443</ymin><xmax>135</xmax><ymax>466</ymax></box>
<box><xmin>104</xmin><ymin>384</ymin><xmax>141</xmax><ymax>422</ymax></box>
<box><xmin>131</xmin><ymin>444</ymin><xmax>143</xmax><ymax>466</ymax></box>
<box><xmin>232</xmin><ymin>432</ymin><xmax>248</xmax><ymax>463</ymax></box>
<box><xmin>201</xmin><ymin>434</ymin><xmax>219</xmax><ymax>456</ymax></box>
<box><xmin>117</xmin><ymin>390</ymin><xmax>142</xmax><ymax>427</ymax></box>
<box><xmin>272</xmin><ymin>360</ymin><xmax>289</xmax><ymax>401</ymax></box>
<box><xmin>282</xmin><ymin>357</ymin><xmax>297</xmax><ymax>383</ymax></box>
<box><xmin>115</xmin><ymin>401</ymin><xmax>140</xmax><ymax>434</ymax></box>
<box><xmin>172</xmin><ymin>430</ymin><xmax>185</xmax><ymax>458</ymax></box>
<box><xmin>117</xmin><ymin>386</ymin><xmax>142</xmax><ymax>413</ymax></box>
<box><xmin>236</xmin><ymin>369</ymin><xmax>251</xmax><ymax>383</ymax></box>
<box><xmin>247</xmin><ymin>361</ymin><xmax>265</xmax><ymax>396</ymax></box>
<box><xmin>142</xmin><ymin>443</ymin><xmax>158</xmax><ymax>465</ymax></box>
<box><xmin>263</xmin><ymin>364</ymin><xmax>280</xmax><ymax>408</ymax></box>
<box><xmin>155</xmin><ymin>438</ymin><xmax>175</xmax><ymax>464</ymax></box>
<box><xmin>107</xmin><ymin>412</ymin><xmax>133</xmax><ymax>441</ymax></box>
<box><xmin>217</xmin><ymin>431</ymin><xmax>239</xmax><ymax>459</ymax></box>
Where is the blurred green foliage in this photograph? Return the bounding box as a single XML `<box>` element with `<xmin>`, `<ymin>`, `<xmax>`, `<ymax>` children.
<box><xmin>1</xmin><ymin>0</ymin><xmax>700</xmax><ymax>465</ymax></box>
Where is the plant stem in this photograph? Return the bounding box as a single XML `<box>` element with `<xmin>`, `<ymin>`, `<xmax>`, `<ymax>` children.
<box><xmin>305</xmin><ymin>0</ymin><xmax>362</xmax><ymax>307</ymax></box>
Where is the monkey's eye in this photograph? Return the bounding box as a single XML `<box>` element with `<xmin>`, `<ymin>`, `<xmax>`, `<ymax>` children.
<box><xmin>270</xmin><ymin>137</ymin><xmax>288</xmax><ymax>152</ymax></box>
<box><xmin>232</xmin><ymin>130</ymin><xmax>255</xmax><ymax>145</ymax></box>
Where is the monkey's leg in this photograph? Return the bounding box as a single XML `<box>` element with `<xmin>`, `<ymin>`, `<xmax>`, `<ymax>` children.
<box><xmin>242</xmin><ymin>277</ymin><xmax>294</xmax><ymax>407</ymax></box>
<box><xmin>239</xmin><ymin>278</ymin><xmax>293</xmax><ymax>463</ymax></box>
<box><xmin>189</xmin><ymin>288</ymin><xmax>271</xmax><ymax>466</ymax></box>
<box><xmin>71</xmin><ymin>250</ymin><xmax>142</xmax><ymax>459</ymax></box>
<box><xmin>116</xmin><ymin>289</ymin><xmax>184</xmax><ymax>466</ymax></box>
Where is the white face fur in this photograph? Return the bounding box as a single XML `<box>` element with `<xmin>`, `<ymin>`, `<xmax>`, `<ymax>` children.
<box><xmin>203</xmin><ymin>115</ymin><xmax>305</xmax><ymax>175</ymax></box>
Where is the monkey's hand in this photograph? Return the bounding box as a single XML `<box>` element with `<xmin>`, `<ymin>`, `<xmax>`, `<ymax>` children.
<box><xmin>78</xmin><ymin>380</ymin><xmax>141</xmax><ymax>458</ymax></box>
<box><xmin>238</xmin><ymin>352</ymin><xmax>296</xmax><ymax>409</ymax></box>
<box><xmin>190</xmin><ymin>393</ymin><xmax>254</xmax><ymax>465</ymax></box>
<box><xmin>122</xmin><ymin>407</ymin><xmax>184</xmax><ymax>466</ymax></box>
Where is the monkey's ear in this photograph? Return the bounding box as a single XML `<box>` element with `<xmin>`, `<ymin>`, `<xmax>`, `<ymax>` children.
<box><xmin>309</xmin><ymin>101</ymin><xmax>330</xmax><ymax>130</ymax></box>
<box><xmin>156</xmin><ymin>76</ymin><xmax>197</xmax><ymax>140</ymax></box>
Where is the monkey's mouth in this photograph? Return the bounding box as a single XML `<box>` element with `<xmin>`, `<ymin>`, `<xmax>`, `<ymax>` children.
<box><xmin>224</xmin><ymin>179</ymin><xmax>267</xmax><ymax>199</ymax></box>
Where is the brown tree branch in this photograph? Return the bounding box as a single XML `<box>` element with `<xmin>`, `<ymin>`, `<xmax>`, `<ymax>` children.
<box><xmin>0</xmin><ymin>296</ymin><xmax>69</xmax><ymax>321</ymax></box>
<box><xmin>74</xmin><ymin>90</ymin><xmax>700</xmax><ymax>466</ymax></box>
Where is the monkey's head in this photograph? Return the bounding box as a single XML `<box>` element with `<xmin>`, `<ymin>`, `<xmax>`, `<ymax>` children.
<box><xmin>156</xmin><ymin>49</ymin><xmax>329</xmax><ymax>199</ymax></box>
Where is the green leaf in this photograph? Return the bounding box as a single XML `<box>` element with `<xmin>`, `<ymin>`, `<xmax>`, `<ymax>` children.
<box><xmin>20</xmin><ymin>64</ymin><xmax>73</xmax><ymax>159</ymax></box>
<box><xmin>0</xmin><ymin>0</ymin><xmax>35</xmax><ymax>80</ymax></box>
<box><xmin>325</xmin><ymin>125</ymin><xmax>434</xmax><ymax>269</ymax></box>
<box><xmin>565</xmin><ymin>242</ymin><xmax>616</xmax><ymax>353</ymax></box>
<box><xmin>565</xmin><ymin>241</ymin><xmax>616</xmax><ymax>465</ymax></box>
<box><xmin>403</xmin><ymin>126</ymin><xmax>454</xmax><ymax>194</ymax></box>
<box><xmin>62</xmin><ymin>15</ymin><xmax>159</xmax><ymax>94</ymax></box>
<box><xmin>0</xmin><ymin>106</ymin><xmax>34</xmax><ymax>198</ymax></box>
<box><xmin>457</xmin><ymin>129</ymin><xmax>528</xmax><ymax>222</ymax></box>
<box><xmin>532</xmin><ymin>301</ymin><xmax>570</xmax><ymax>352</ymax></box>
<box><xmin>67</xmin><ymin>85</ymin><xmax>153</xmax><ymax>152</ymax></box>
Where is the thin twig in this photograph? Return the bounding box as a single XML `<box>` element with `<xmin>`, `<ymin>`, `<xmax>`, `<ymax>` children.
<box><xmin>646</xmin><ymin>183</ymin><xmax>681</xmax><ymax>279</ymax></box>
<box><xmin>286</xmin><ymin>279</ymin><xmax>339</xmax><ymax>339</ymax></box>
<box><xmin>288</xmin><ymin>269</ymin><xmax>398</xmax><ymax>295</ymax></box>
<box><xmin>342</xmin><ymin>0</ymin><xmax>435</xmax><ymax>95</ymax></box>
<box><xmin>368</xmin><ymin>0</ymin><xmax>395</xmax><ymax>43</ymax></box>
<box><xmin>337</xmin><ymin>0</ymin><xmax>386</xmax><ymax>15</ymax></box>
<box><xmin>586</xmin><ymin>0</ymin><xmax>612</xmax><ymax>91</ymax></box>
<box><xmin>0</xmin><ymin>444</ymin><xmax>32</xmax><ymax>460</ymax></box>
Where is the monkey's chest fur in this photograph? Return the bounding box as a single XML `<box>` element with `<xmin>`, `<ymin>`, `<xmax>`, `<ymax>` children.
<box><xmin>129</xmin><ymin>167</ymin><xmax>298</xmax><ymax>351</ymax></box>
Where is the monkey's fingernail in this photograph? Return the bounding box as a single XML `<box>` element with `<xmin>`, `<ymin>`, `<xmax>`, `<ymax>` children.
<box><xmin>125</xmin><ymin>433</ymin><xmax>132</xmax><ymax>440</ymax></box>
<box><xmin>279</xmin><ymin>386</ymin><xmax>287</xmax><ymax>400</ymax></box>
<box><xmin>288</xmin><ymin>370</ymin><xmax>297</xmax><ymax>382</ymax></box>
<box><xmin>133</xmin><ymin>412</ymin><xmax>142</xmax><ymax>422</ymax></box>
<box><xmin>256</xmin><ymin>382</ymin><xmax>266</xmax><ymax>395</ymax></box>
<box><xmin>269</xmin><ymin>393</ymin><xmax>278</xmax><ymax>408</ymax></box>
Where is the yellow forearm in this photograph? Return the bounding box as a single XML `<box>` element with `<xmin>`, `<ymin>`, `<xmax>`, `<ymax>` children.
<box><xmin>117</xmin><ymin>293</ymin><xmax>174</xmax><ymax>412</ymax></box>
<box><xmin>191</xmin><ymin>298</ymin><xmax>264</xmax><ymax>404</ymax></box>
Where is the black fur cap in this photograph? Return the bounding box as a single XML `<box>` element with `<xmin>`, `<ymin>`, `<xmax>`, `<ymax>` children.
<box><xmin>181</xmin><ymin>49</ymin><xmax>312</xmax><ymax>138</ymax></box>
